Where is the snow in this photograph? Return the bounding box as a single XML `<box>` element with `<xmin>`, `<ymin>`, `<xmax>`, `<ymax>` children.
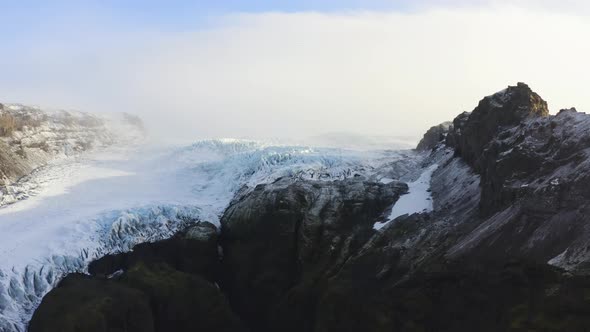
<box><xmin>374</xmin><ymin>164</ymin><xmax>438</xmax><ymax>230</ymax></box>
<box><xmin>0</xmin><ymin>138</ymin><xmax>415</xmax><ymax>331</ymax></box>
<box><xmin>380</xmin><ymin>177</ymin><xmax>395</xmax><ymax>184</ymax></box>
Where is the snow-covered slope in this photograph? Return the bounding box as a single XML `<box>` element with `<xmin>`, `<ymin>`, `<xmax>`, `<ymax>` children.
<box><xmin>373</xmin><ymin>163</ymin><xmax>438</xmax><ymax>230</ymax></box>
<box><xmin>0</xmin><ymin>103</ymin><xmax>144</xmax><ymax>207</ymax></box>
<box><xmin>0</xmin><ymin>138</ymin><xmax>419</xmax><ymax>331</ymax></box>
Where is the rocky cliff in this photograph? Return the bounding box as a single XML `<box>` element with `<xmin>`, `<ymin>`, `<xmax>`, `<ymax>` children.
<box><xmin>29</xmin><ymin>177</ymin><xmax>407</xmax><ymax>332</ymax></box>
<box><xmin>415</xmin><ymin>121</ymin><xmax>451</xmax><ymax>151</ymax></box>
<box><xmin>30</xmin><ymin>83</ymin><xmax>590</xmax><ymax>332</ymax></box>
<box><xmin>0</xmin><ymin>103</ymin><xmax>143</xmax><ymax>206</ymax></box>
<box><xmin>28</xmin><ymin>222</ymin><xmax>246</xmax><ymax>332</ymax></box>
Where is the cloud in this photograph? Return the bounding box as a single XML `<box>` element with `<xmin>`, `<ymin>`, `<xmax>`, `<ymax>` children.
<box><xmin>409</xmin><ymin>0</ymin><xmax>590</xmax><ymax>14</ymax></box>
<box><xmin>1</xmin><ymin>6</ymin><xmax>589</xmax><ymax>143</ymax></box>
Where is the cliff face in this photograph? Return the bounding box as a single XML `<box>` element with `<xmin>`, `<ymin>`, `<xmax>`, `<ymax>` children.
<box><xmin>29</xmin><ymin>83</ymin><xmax>590</xmax><ymax>332</ymax></box>
<box><xmin>0</xmin><ymin>103</ymin><xmax>143</xmax><ymax>206</ymax></box>
<box><xmin>416</xmin><ymin>121</ymin><xmax>451</xmax><ymax>152</ymax></box>
<box><xmin>412</xmin><ymin>84</ymin><xmax>590</xmax><ymax>272</ymax></box>
<box><xmin>446</xmin><ymin>82</ymin><xmax>550</xmax><ymax>170</ymax></box>
<box><xmin>28</xmin><ymin>222</ymin><xmax>247</xmax><ymax>332</ymax></box>
<box><xmin>220</xmin><ymin>177</ymin><xmax>407</xmax><ymax>331</ymax></box>
<box><xmin>446</xmin><ymin>109</ymin><xmax>590</xmax><ymax>271</ymax></box>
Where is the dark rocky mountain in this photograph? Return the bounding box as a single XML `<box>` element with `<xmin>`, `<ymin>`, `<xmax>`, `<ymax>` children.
<box><xmin>415</xmin><ymin>121</ymin><xmax>451</xmax><ymax>151</ymax></box>
<box><xmin>29</xmin><ymin>83</ymin><xmax>590</xmax><ymax>331</ymax></box>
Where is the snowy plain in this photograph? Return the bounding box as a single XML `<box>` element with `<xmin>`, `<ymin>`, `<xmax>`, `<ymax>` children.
<box><xmin>0</xmin><ymin>138</ymin><xmax>423</xmax><ymax>331</ymax></box>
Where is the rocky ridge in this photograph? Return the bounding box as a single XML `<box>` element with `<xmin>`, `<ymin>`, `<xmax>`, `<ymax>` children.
<box><xmin>0</xmin><ymin>103</ymin><xmax>143</xmax><ymax>206</ymax></box>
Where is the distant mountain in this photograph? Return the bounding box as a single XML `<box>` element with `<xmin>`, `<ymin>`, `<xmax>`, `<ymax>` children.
<box><xmin>0</xmin><ymin>103</ymin><xmax>144</xmax><ymax>206</ymax></box>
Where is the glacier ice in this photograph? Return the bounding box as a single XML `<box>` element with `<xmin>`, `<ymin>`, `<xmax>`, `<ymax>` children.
<box><xmin>0</xmin><ymin>139</ymin><xmax>419</xmax><ymax>331</ymax></box>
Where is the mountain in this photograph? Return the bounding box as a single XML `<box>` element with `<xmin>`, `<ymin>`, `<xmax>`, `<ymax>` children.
<box><xmin>9</xmin><ymin>83</ymin><xmax>590</xmax><ymax>331</ymax></box>
<box><xmin>0</xmin><ymin>103</ymin><xmax>144</xmax><ymax>206</ymax></box>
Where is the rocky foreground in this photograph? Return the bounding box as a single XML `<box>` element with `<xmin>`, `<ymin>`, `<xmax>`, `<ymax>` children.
<box><xmin>29</xmin><ymin>83</ymin><xmax>590</xmax><ymax>331</ymax></box>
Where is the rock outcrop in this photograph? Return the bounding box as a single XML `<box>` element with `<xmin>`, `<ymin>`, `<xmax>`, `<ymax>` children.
<box><xmin>220</xmin><ymin>177</ymin><xmax>407</xmax><ymax>331</ymax></box>
<box><xmin>0</xmin><ymin>105</ymin><xmax>108</xmax><ymax>182</ymax></box>
<box><xmin>29</xmin><ymin>222</ymin><xmax>246</xmax><ymax>332</ymax></box>
<box><xmin>416</xmin><ymin>121</ymin><xmax>451</xmax><ymax>151</ymax></box>
<box><xmin>0</xmin><ymin>103</ymin><xmax>144</xmax><ymax>206</ymax></box>
<box><xmin>446</xmin><ymin>82</ymin><xmax>549</xmax><ymax>170</ymax></box>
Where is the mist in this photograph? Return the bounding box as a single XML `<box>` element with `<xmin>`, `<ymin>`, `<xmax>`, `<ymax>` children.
<box><xmin>1</xmin><ymin>5</ymin><xmax>589</xmax><ymax>145</ymax></box>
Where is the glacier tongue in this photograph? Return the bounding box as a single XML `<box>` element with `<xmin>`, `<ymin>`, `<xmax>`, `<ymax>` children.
<box><xmin>0</xmin><ymin>139</ymin><xmax>418</xmax><ymax>331</ymax></box>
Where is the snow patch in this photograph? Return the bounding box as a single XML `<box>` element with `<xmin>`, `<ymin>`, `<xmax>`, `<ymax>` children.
<box><xmin>374</xmin><ymin>164</ymin><xmax>438</xmax><ymax>230</ymax></box>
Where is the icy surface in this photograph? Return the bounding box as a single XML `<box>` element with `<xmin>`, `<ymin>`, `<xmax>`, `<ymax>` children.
<box><xmin>0</xmin><ymin>138</ymin><xmax>416</xmax><ymax>331</ymax></box>
<box><xmin>374</xmin><ymin>164</ymin><xmax>438</xmax><ymax>230</ymax></box>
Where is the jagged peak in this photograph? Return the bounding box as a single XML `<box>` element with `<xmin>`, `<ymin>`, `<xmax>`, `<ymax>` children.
<box><xmin>557</xmin><ymin>107</ymin><xmax>578</xmax><ymax>116</ymax></box>
<box><xmin>481</xmin><ymin>82</ymin><xmax>548</xmax><ymax>117</ymax></box>
<box><xmin>416</xmin><ymin>121</ymin><xmax>452</xmax><ymax>152</ymax></box>
<box><xmin>439</xmin><ymin>83</ymin><xmax>549</xmax><ymax>170</ymax></box>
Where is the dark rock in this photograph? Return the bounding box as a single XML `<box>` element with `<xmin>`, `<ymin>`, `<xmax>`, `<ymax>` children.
<box><xmin>416</xmin><ymin>121</ymin><xmax>452</xmax><ymax>151</ymax></box>
<box><xmin>28</xmin><ymin>273</ymin><xmax>155</xmax><ymax>332</ymax></box>
<box><xmin>120</xmin><ymin>262</ymin><xmax>245</xmax><ymax>332</ymax></box>
<box><xmin>447</xmin><ymin>107</ymin><xmax>590</xmax><ymax>268</ymax></box>
<box><xmin>557</xmin><ymin>107</ymin><xmax>577</xmax><ymax>115</ymax></box>
<box><xmin>315</xmin><ymin>260</ymin><xmax>590</xmax><ymax>332</ymax></box>
<box><xmin>220</xmin><ymin>177</ymin><xmax>407</xmax><ymax>332</ymax></box>
<box><xmin>446</xmin><ymin>82</ymin><xmax>549</xmax><ymax>171</ymax></box>
<box><xmin>89</xmin><ymin>222</ymin><xmax>220</xmax><ymax>281</ymax></box>
<box><xmin>29</xmin><ymin>223</ymin><xmax>247</xmax><ymax>332</ymax></box>
<box><xmin>418</xmin><ymin>85</ymin><xmax>590</xmax><ymax>271</ymax></box>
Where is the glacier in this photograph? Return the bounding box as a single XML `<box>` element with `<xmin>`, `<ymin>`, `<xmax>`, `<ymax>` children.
<box><xmin>0</xmin><ymin>138</ymin><xmax>420</xmax><ymax>331</ymax></box>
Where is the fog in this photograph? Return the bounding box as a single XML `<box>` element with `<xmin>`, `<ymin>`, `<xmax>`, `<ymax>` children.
<box><xmin>1</xmin><ymin>4</ymin><xmax>589</xmax><ymax>145</ymax></box>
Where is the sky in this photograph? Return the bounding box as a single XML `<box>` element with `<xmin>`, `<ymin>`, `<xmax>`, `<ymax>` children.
<box><xmin>1</xmin><ymin>1</ymin><xmax>589</xmax><ymax>143</ymax></box>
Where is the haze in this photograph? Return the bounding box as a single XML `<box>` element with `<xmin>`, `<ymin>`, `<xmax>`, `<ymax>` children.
<box><xmin>1</xmin><ymin>1</ymin><xmax>589</xmax><ymax>144</ymax></box>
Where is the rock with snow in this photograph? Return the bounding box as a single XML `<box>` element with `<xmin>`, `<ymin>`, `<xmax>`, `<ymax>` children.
<box><xmin>373</xmin><ymin>163</ymin><xmax>438</xmax><ymax>230</ymax></box>
<box><xmin>220</xmin><ymin>176</ymin><xmax>407</xmax><ymax>331</ymax></box>
<box><xmin>406</xmin><ymin>83</ymin><xmax>590</xmax><ymax>274</ymax></box>
<box><xmin>416</xmin><ymin>122</ymin><xmax>451</xmax><ymax>151</ymax></box>
<box><xmin>446</xmin><ymin>82</ymin><xmax>549</xmax><ymax>170</ymax></box>
<box><xmin>29</xmin><ymin>223</ymin><xmax>247</xmax><ymax>332</ymax></box>
<box><xmin>0</xmin><ymin>103</ymin><xmax>145</xmax><ymax>207</ymax></box>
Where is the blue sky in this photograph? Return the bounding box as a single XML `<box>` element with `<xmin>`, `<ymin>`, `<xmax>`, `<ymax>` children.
<box><xmin>3</xmin><ymin>1</ymin><xmax>585</xmax><ymax>44</ymax></box>
<box><xmin>1</xmin><ymin>1</ymin><xmax>416</xmax><ymax>46</ymax></box>
<box><xmin>4</xmin><ymin>1</ymin><xmax>412</xmax><ymax>18</ymax></box>
<box><xmin>3</xmin><ymin>0</ymin><xmax>410</xmax><ymax>28</ymax></box>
